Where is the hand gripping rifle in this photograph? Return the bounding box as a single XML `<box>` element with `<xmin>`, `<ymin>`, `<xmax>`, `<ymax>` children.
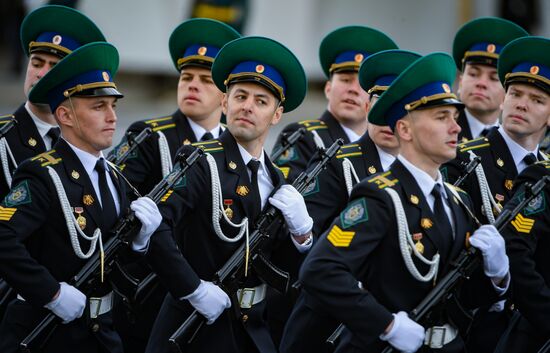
<box><xmin>326</xmin><ymin>154</ymin><xmax>485</xmax><ymax>345</ymax></box>
<box><xmin>107</xmin><ymin>127</ymin><xmax>153</xmax><ymax>166</ymax></box>
<box><xmin>270</xmin><ymin>127</ymin><xmax>306</xmax><ymax>162</ymax></box>
<box><xmin>378</xmin><ymin>175</ymin><xmax>550</xmax><ymax>353</ymax></box>
<box><xmin>0</xmin><ymin>117</ymin><xmax>17</xmax><ymax>139</ymax></box>
<box><xmin>169</xmin><ymin>138</ymin><xmax>344</xmax><ymax>353</ymax></box>
<box><xmin>19</xmin><ymin>148</ymin><xmax>204</xmax><ymax>353</ymax></box>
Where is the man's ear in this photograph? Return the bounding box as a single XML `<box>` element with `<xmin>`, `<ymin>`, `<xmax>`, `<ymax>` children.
<box><xmin>395</xmin><ymin>116</ymin><xmax>413</xmax><ymax>142</ymax></box>
<box><xmin>221</xmin><ymin>93</ymin><xmax>229</xmax><ymax>115</ymax></box>
<box><xmin>55</xmin><ymin>102</ymin><xmax>74</xmax><ymax>127</ymax></box>
<box><xmin>324</xmin><ymin>80</ymin><xmax>332</xmax><ymax>100</ymax></box>
<box><xmin>271</xmin><ymin>105</ymin><xmax>284</xmax><ymax>127</ymax></box>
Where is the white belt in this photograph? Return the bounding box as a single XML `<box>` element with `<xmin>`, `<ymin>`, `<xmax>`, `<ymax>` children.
<box><xmin>89</xmin><ymin>292</ymin><xmax>113</xmax><ymax>319</ymax></box>
<box><xmin>236</xmin><ymin>284</ymin><xmax>266</xmax><ymax>309</ymax></box>
<box><xmin>424</xmin><ymin>323</ymin><xmax>458</xmax><ymax>349</ymax></box>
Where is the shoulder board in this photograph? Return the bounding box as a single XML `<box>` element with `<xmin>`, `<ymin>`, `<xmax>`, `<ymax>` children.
<box><xmin>365</xmin><ymin>171</ymin><xmax>399</xmax><ymax>190</ymax></box>
<box><xmin>535</xmin><ymin>159</ymin><xmax>550</xmax><ymax>169</ymax></box>
<box><xmin>0</xmin><ymin>114</ymin><xmax>15</xmax><ymax>125</ymax></box>
<box><xmin>336</xmin><ymin>143</ymin><xmax>362</xmax><ymax>159</ymax></box>
<box><xmin>297</xmin><ymin>119</ymin><xmax>328</xmax><ymax>131</ymax></box>
<box><xmin>444</xmin><ymin>182</ymin><xmax>467</xmax><ymax>195</ymax></box>
<box><xmin>30</xmin><ymin>150</ymin><xmax>62</xmax><ymax>167</ymax></box>
<box><xmin>144</xmin><ymin>115</ymin><xmax>176</xmax><ymax>132</ymax></box>
<box><xmin>458</xmin><ymin>136</ymin><xmax>490</xmax><ymax>153</ymax></box>
<box><xmin>192</xmin><ymin>139</ymin><xmax>224</xmax><ymax>153</ymax></box>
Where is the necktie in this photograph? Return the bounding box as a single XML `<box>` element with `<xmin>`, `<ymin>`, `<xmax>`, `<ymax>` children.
<box><xmin>480</xmin><ymin>128</ymin><xmax>490</xmax><ymax>137</ymax></box>
<box><xmin>95</xmin><ymin>158</ymin><xmax>118</xmax><ymax>230</ymax></box>
<box><xmin>523</xmin><ymin>153</ymin><xmax>537</xmax><ymax>166</ymax></box>
<box><xmin>201</xmin><ymin>132</ymin><xmax>214</xmax><ymax>141</ymax></box>
<box><xmin>247</xmin><ymin>159</ymin><xmax>262</xmax><ymax>221</ymax></box>
<box><xmin>431</xmin><ymin>184</ymin><xmax>453</xmax><ymax>256</ymax></box>
<box><xmin>47</xmin><ymin>127</ymin><xmax>60</xmax><ymax>147</ymax></box>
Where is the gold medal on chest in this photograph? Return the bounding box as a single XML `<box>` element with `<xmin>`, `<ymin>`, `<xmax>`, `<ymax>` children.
<box><xmin>74</xmin><ymin>207</ymin><xmax>86</xmax><ymax>230</ymax></box>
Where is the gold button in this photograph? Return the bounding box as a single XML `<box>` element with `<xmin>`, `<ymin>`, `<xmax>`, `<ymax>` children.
<box><xmin>242</xmin><ymin>314</ymin><xmax>249</xmax><ymax>323</ymax></box>
<box><xmin>91</xmin><ymin>323</ymin><xmax>100</xmax><ymax>332</ymax></box>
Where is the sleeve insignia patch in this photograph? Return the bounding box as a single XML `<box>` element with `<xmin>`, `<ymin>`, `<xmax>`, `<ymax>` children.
<box><xmin>0</xmin><ymin>206</ymin><xmax>17</xmax><ymax>221</ymax></box>
<box><xmin>511</xmin><ymin>213</ymin><xmax>535</xmax><ymax>234</ymax></box>
<box><xmin>303</xmin><ymin>177</ymin><xmax>319</xmax><ymax>197</ymax></box>
<box><xmin>327</xmin><ymin>224</ymin><xmax>356</xmax><ymax>247</ymax></box>
<box><xmin>279</xmin><ymin>167</ymin><xmax>290</xmax><ymax>179</ymax></box>
<box><xmin>340</xmin><ymin>198</ymin><xmax>368</xmax><ymax>229</ymax></box>
<box><xmin>513</xmin><ymin>192</ymin><xmax>546</xmax><ymax>216</ymax></box>
<box><xmin>166</xmin><ymin>166</ymin><xmax>186</xmax><ymax>189</ymax></box>
<box><xmin>160</xmin><ymin>190</ymin><xmax>174</xmax><ymax>202</ymax></box>
<box><xmin>276</xmin><ymin>146</ymin><xmax>298</xmax><ymax>164</ymax></box>
<box><xmin>112</xmin><ymin>140</ymin><xmax>138</xmax><ymax>161</ymax></box>
<box><xmin>3</xmin><ymin>181</ymin><xmax>32</xmax><ymax>207</ymax></box>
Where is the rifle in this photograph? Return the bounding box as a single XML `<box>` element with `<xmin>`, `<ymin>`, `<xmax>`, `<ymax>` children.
<box><xmin>326</xmin><ymin>154</ymin><xmax>484</xmax><ymax>346</ymax></box>
<box><xmin>270</xmin><ymin>127</ymin><xmax>306</xmax><ymax>162</ymax></box>
<box><xmin>0</xmin><ymin>117</ymin><xmax>17</xmax><ymax>139</ymax></box>
<box><xmin>378</xmin><ymin>175</ymin><xmax>550</xmax><ymax>353</ymax></box>
<box><xmin>169</xmin><ymin>138</ymin><xmax>344</xmax><ymax>353</ymax></box>
<box><xmin>538</xmin><ymin>339</ymin><xmax>550</xmax><ymax>353</ymax></box>
<box><xmin>107</xmin><ymin>127</ymin><xmax>153</xmax><ymax>166</ymax></box>
<box><xmin>19</xmin><ymin>148</ymin><xmax>204</xmax><ymax>353</ymax></box>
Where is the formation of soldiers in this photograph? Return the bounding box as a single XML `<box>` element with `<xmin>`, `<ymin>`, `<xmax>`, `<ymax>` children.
<box><xmin>0</xmin><ymin>5</ymin><xmax>549</xmax><ymax>353</ymax></box>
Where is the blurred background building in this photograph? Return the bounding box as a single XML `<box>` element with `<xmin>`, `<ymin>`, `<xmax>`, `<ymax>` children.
<box><xmin>1</xmin><ymin>0</ymin><xmax>549</xmax><ymax>151</ymax></box>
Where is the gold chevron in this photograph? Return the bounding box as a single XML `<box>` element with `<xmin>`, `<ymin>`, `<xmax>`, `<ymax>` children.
<box><xmin>327</xmin><ymin>224</ymin><xmax>356</xmax><ymax>247</ymax></box>
<box><xmin>511</xmin><ymin>213</ymin><xmax>535</xmax><ymax>234</ymax></box>
<box><xmin>160</xmin><ymin>190</ymin><xmax>173</xmax><ymax>202</ymax></box>
<box><xmin>0</xmin><ymin>206</ymin><xmax>17</xmax><ymax>221</ymax></box>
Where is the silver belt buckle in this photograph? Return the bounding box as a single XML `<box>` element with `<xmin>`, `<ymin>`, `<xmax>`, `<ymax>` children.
<box><xmin>238</xmin><ymin>288</ymin><xmax>255</xmax><ymax>309</ymax></box>
<box><xmin>425</xmin><ymin>325</ymin><xmax>446</xmax><ymax>349</ymax></box>
<box><xmin>89</xmin><ymin>297</ymin><xmax>102</xmax><ymax>319</ymax></box>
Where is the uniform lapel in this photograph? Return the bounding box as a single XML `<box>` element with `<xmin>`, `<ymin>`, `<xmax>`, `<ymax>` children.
<box><xmin>174</xmin><ymin>110</ymin><xmax>198</xmax><ymax>144</ymax></box>
<box><xmin>457</xmin><ymin>110</ymin><xmax>473</xmax><ymax>143</ymax></box>
<box><xmin>444</xmin><ymin>184</ymin><xmax>468</xmax><ymax>264</ymax></box>
<box><xmin>487</xmin><ymin>128</ymin><xmax>517</xmax><ymax>198</ymax></box>
<box><xmin>359</xmin><ymin>133</ymin><xmax>383</xmax><ymax>177</ymax></box>
<box><xmin>13</xmin><ymin>105</ymin><xmax>47</xmax><ymax>154</ymax></box>
<box><xmin>264</xmin><ymin>151</ymin><xmax>285</xmax><ymax>198</ymax></box>
<box><xmin>320</xmin><ymin>111</ymin><xmax>350</xmax><ymax>144</ymax></box>
<box><xmin>56</xmin><ymin>139</ymin><xmax>104</xmax><ymax>230</ymax></box>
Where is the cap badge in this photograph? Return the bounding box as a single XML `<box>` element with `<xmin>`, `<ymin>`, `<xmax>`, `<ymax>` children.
<box><xmin>486</xmin><ymin>44</ymin><xmax>496</xmax><ymax>53</ymax></box>
<box><xmin>255</xmin><ymin>64</ymin><xmax>265</xmax><ymax>74</ymax></box>
<box><xmin>197</xmin><ymin>46</ymin><xmax>207</xmax><ymax>56</ymax></box>
<box><xmin>442</xmin><ymin>83</ymin><xmax>451</xmax><ymax>94</ymax></box>
<box><xmin>530</xmin><ymin>65</ymin><xmax>540</xmax><ymax>75</ymax></box>
<box><xmin>52</xmin><ymin>35</ymin><xmax>62</xmax><ymax>45</ymax></box>
<box><xmin>102</xmin><ymin>71</ymin><xmax>110</xmax><ymax>82</ymax></box>
<box><xmin>354</xmin><ymin>53</ymin><xmax>364</xmax><ymax>63</ymax></box>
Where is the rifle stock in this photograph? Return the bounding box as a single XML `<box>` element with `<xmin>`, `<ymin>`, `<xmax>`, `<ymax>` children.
<box><xmin>19</xmin><ymin>148</ymin><xmax>203</xmax><ymax>353</ymax></box>
<box><xmin>169</xmin><ymin>138</ymin><xmax>344</xmax><ymax>352</ymax></box>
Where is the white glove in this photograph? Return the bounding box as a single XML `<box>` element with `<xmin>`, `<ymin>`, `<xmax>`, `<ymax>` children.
<box><xmin>269</xmin><ymin>185</ymin><xmax>313</xmax><ymax>235</ymax></box>
<box><xmin>130</xmin><ymin>197</ymin><xmax>162</xmax><ymax>251</ymax></box>
<box><xmin>380</xmin><ymin>311</ymin><xmax>425</xmax><ymax>353</ymax></box>
<box><xmin>183</xmin><ymin>280</ymin><xmax>231</xmax><ymax>324</ymax></box>
<box><xmin>469</xmin><ymin>224</ymin><xmax>509</xmax><ymax>279</ymax></box>
<box><xmin>44</xmin><ymin>282</ymin><xmax>86</xmax><ymax>323</ymax></box>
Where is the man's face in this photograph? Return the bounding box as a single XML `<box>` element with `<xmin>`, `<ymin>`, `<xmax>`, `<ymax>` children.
<box><xmin>325</xmin><ymin>71</ymin><xmax>370</xmax><ymax>124</ymax></box>
<box><xmin>501</xmin><ymin>83</ymin><xmax>550</xmax><ymax>141</ymax></box>
<box><xmin>458</xmin><ymin>63</ymin><xmax>505</xmax><ymax>116</ymax></box>
<box><xmin>24</xmin><ymin>52</ymin><xmax>60</xmax><ymax>98</ymax></box>
<box><xmin>367</xmin><ymin>94</ymin><xmax>399</xmax><ymax>151</ymax></box>
<box><xmin>177</xmin><ymin>66</ymin><xmax>224</xmax><ymax>121</ymax></box>
<box><xmin>223</xmin><ymin>82</ymin><xmax>282</xmax><ymax>144</ymax></box>
<box><xmin>399</xmin><ymin>105</ymin><xmax>461</xmax><ymax>165</ymax></box>
<box><xmin>57</xmin><ymin>96</ymin><xmax>118</xmax><ymax>155</ymax></box>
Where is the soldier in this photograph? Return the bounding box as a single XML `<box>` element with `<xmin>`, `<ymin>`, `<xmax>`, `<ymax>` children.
<box><xmin>0</xmin><ymin>5</ymin><xmax>106</xmax><ymax>199</ymax></box>
<box><xmin>452</xmin><ymin>17</ymin><xmax>528</xmax><ymax>142</ymax></box>
<box><xmin>274</xmin><ymin>50</ymin><xmax>419</xmax><ymax>352</ymax></box>
<box><xmin>111</xmin><ymin>18</ymin><xmax>240</xmax><ymax>196</ymax></box>
<box><xmin>272</xmin><ymin>26</ymin><xmax>397</xmax><ymax>182</ymax></box>
<box><xmin>494</xmin><ymin>36</ymin><xmax>550</xmax><ymax>353</ymax></box>
<box><xmin>108</xmin><ymin>19</ymin><xmax>240</xmax><ymax>353</ymax></box>
<box><xmin>296</xmin><ymin>53</ymin><xmax>510</xmax><ymax>352</ymax></box>
<box><xmin>0</xmin><ymin>42</ymin><xmax>161</xmax><ymax>353</ymax></box>
<box><xmin>0</xmin><ymin>3</ymin><xmax>106</xmax><ymax>322</ymax></box>
<box><xmin>144</xmin><ymin>36</ymin><xmax>313</xmax><ymax>353</ymax></box>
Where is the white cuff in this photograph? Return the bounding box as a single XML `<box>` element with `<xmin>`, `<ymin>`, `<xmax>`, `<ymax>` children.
<box><xmin>131</xmin><ymin>239</ymin><xmax>150</xmax><ymax>253</ymax></box>
<box><xmin>291</xmin><ymin>233</ymin><xmax>313</xmax><ymax>253</ymax></box>
<box><xmin>491</xmin><ymin>271</ymin><xmax>510</xmax><ymax>295</ymax></box>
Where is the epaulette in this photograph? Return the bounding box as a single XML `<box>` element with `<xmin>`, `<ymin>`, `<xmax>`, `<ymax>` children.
<box><xmin>192</xmin><ymin>139</ymin><xmax>224</xmax><ymax>153</ymax></box>
<box><xmin>366</xmin><ymin>170</ymin><xmax>399</xmax><ymax>190</ymax></box>
<box><xmin>0</xmin><ymin>114</ymin><xmax>15</xmax><ymax>125</ymax></box>
<box><xmin>30</xmin><ymin>150</ymin><xmax>62</xmax><ymax>167</ymax></box>
<box><xmin>336</xmin><ymin>143</ymin><xmax>362</xmax><ymax>159</ymax></box>
<box><xmin>458</xmin><ymin>136</ymin><xmax>490</xmax><ymax>153</ymax></box>
<box><xmin>536</xmin><ymin>159</ymin><xmax>550</xmax><ymax>169</ymax></box>
<box><xmin>144</xmin><ymin>115</ymin><xmax>176</xmax><ymax>132</ymax></box>
<box><xmin>297</xmin><ymin>119</ymin><xmax>328</xmax><ymax>131</ymax></box>
<box><xmin>272</xmin><ymin>163</ymin><xmax>289</xmax><ymax>179</ymax></box>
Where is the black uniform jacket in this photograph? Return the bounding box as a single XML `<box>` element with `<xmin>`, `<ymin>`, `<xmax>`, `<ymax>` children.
<box><xmin>0</xmin><ymin>139</ymin><xmax>129</xmax><ymax>353</ymax></box>
<box><xmin>273</xmin><ymin>111</ymin><xmax>351</xmax><ymax>182</ymax></box>
<box><xmin>0</xmin><ymin>105</ymin><xmax>49</xmax><ymax>199</ymax></box>
<box><xmin>501</xmin><ymin>161</ymin><xmax>550</xmax><ymax>341</ymax></box>
<box><xmin>457</xmin><ymin>109</ymin><xmax>473</xmax><ymax>143</ymax></box>
<box><xmin>305</xmin><ymin>133</ymin><xmax>383</xmax><ymax>237</ymax></box>
<box><xmin>297</xmin><ymin>160</ymin><xmax>501</xmax><ymax>352</ymax></box>
<box><xmin>442</xmin><ymin>127</ymin><xmax>545</xmax><ymax>223</ymax></box>
<box><xmin>147</xmin><ymin>130</ymin><xmax>297</xmax><ymax>352</ymax></box>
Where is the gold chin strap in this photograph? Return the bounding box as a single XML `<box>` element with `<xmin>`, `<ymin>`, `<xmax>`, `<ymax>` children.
<box><xmin>224</xmin><ymin>72</ymin><xmax>286</xmax><ymax>103</ymax></box>
<box><xmin>29</xmin><ymin>41</ymin><xmax>72</xmax><ymax>56</ymax></box>
<box><xmin>505</xmin><ymin>72</ymin><xmax>550</xmax><ymax>86</ymax></box>
<box><xmin>63</xmin><ymin>82</ymin><xmax>117</xmax><ymax>98</ymax></box>
<box><xmin>367</xmin><ymin>85</ymin><xmax>389</xmax><ymax>95</ymax></box>
<box><xmin>404</xmin><ymin>92</ymin><xmax>458</xmax><ymax>111</ymax></box>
